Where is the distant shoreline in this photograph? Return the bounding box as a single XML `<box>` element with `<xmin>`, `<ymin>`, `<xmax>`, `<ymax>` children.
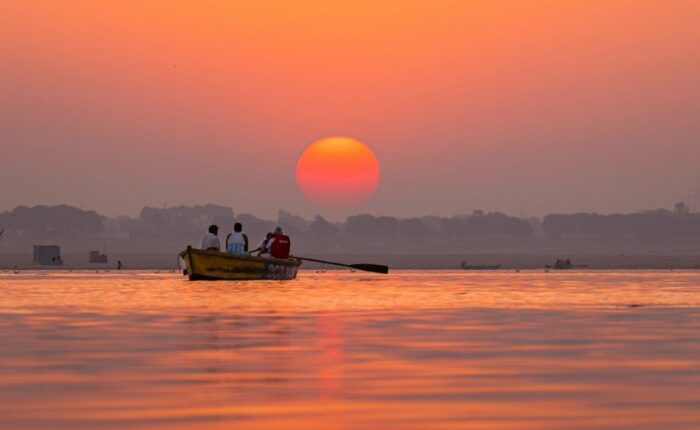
<box><xmin>2</xmin><ymin>253</ymin><xmax>700</xmax><ymax>271</ymax></box>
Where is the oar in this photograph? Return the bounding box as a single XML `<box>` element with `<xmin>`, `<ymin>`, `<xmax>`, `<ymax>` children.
<box><xmin>296</xmin><ymin>257</ymin><xmax>389</xmax><ymax>274</ymax></box>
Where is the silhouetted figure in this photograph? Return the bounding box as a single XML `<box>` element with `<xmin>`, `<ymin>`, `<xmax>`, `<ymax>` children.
<box><xmin>117</xmin><ymin>260</ymin><xmax>123</xmax><ymax>270</ymax></box>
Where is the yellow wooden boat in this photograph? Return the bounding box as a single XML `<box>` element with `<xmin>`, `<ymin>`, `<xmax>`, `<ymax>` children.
<box><xmin>179</xmin><ymin>246</ymin><xmax>301</xmax><ymax>281</ymax></box>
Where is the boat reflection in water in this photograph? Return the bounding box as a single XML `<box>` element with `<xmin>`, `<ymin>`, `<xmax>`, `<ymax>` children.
<box><xmin>1</xmin><ymin>270</ymin><xmax>700</xmax><ymax>429</ymax></box>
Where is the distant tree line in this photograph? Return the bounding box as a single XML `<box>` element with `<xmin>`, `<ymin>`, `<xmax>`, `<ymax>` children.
<box><xmin>0</xmin><ymin>205</ymin><xmax>104</xmax><ymax>239</ymax></box>
<box><xmin>118</xmin><ymin>204</ymin><xmax>234</xmax><ymax>240</ymax></box>
<box><xmin>542</xmin><ymin>203</ymin><xmax>700</xmax><ymax>241</ymax></box>
<box><xmin>1</xmin><ymin>202</ymin><xmax>698</xmax><ymax>249</ymax></box>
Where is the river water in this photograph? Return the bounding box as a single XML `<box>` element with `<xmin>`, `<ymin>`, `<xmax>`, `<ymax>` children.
<box><xmin>1</xmin><ymin>270</ymin><xmax>699</xmax><ymax>429</ymax></box>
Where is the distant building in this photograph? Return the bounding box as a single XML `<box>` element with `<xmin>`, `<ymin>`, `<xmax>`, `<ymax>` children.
<box><xmin>33</xmin><ymin>245</ymin><xmax>63</xmax><ymax>265</ymax></box>
<box><xmin>89</xmin><ymin>250</ymin><xmax>108</xmax><ymax>264</ymax></box>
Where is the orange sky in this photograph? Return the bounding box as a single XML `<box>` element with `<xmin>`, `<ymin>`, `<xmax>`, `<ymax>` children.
<box><xmin>1</xmin><ymin>0</ymin><xmax>699</xmax><ymax>218</ymax></box>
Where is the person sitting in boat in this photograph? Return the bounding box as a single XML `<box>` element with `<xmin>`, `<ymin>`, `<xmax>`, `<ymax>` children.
<box><xmin>251</xmin><ymin>232</ymin><xmax>274</xmax><ymax>256</ymax></box>
<box><xmin>226</xmin><ymin>222</ymin><xmax>249</xmax><ymax>255</ymax></box>
<box><xmin>266</xmin><ymin>226</ymin><xmax>291</xmax><ymax>259</ymax></box>
<box><xmin>200</xmin><ymin>224</ymin><xmax>220</xmax><ymax>251</ymax></box>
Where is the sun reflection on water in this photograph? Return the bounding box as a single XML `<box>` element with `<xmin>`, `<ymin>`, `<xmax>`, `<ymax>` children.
<box><xmin>1</xmin><ymin>270</ymin><xmax>700</xmax><ymax>429</ymax></box>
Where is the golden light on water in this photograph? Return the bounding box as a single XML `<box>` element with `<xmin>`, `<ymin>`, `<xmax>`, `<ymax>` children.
<box><xmin>1</xmin><ymin>270</ymin><xmax>700</xmax><ymax>429</ymax></box>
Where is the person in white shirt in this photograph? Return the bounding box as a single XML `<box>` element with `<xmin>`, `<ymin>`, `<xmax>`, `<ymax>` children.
<box><xmin>251</xmin><ymin>232</ymin><xmax>274</xmax><ymax>257</ymax></box>
<box><xmin>226</xmin><ymin>222</ymin><xmax>249</xmax><ymax>255</ymax></box>
<box><xmin>200</xmin><ymin>225</ymin><xmax>220</xmax><ymax>251</ymax></box>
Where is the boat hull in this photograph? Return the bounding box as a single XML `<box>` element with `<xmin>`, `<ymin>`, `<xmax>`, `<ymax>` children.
<box><xmin>180</xmin><ymin>247</ymin><xmax>301</xmax><ymax>281</ymax></box>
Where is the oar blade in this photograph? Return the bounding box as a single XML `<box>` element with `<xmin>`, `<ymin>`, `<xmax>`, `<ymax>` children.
<box><xmin>350</xmin><ymin>263</ymin><xmax>389</xmax><ymax>274</ymax></box>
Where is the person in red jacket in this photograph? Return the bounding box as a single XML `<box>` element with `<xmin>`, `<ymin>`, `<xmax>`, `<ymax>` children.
<box><xmin>266</xmin><ymin>226</ymin><xmax>291</xmax><ymax>259</ymax></box>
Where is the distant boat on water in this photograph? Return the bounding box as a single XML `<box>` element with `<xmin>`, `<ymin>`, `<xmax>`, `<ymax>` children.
<box><xmin>460</xmin><ymin>261</ymin><xmax>501</xmax><ymax>270</ymax></box>
<box><xmin>547</xmin><ymin>259</ymin><xmax>589</xmax><ymax>270</ymax></box>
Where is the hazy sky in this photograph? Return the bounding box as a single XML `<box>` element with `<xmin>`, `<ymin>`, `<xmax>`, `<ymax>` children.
<box><xmin>1</xmin><ymin>0</ymin><xmax>699</xmax><ymax>219</ymax></box>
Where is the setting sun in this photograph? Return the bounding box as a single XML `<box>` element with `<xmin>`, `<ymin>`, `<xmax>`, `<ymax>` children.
<box><xmin>296</xmin><ymin>137</ymin><xmax>380</xmax><ymax>209</ymax></box>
